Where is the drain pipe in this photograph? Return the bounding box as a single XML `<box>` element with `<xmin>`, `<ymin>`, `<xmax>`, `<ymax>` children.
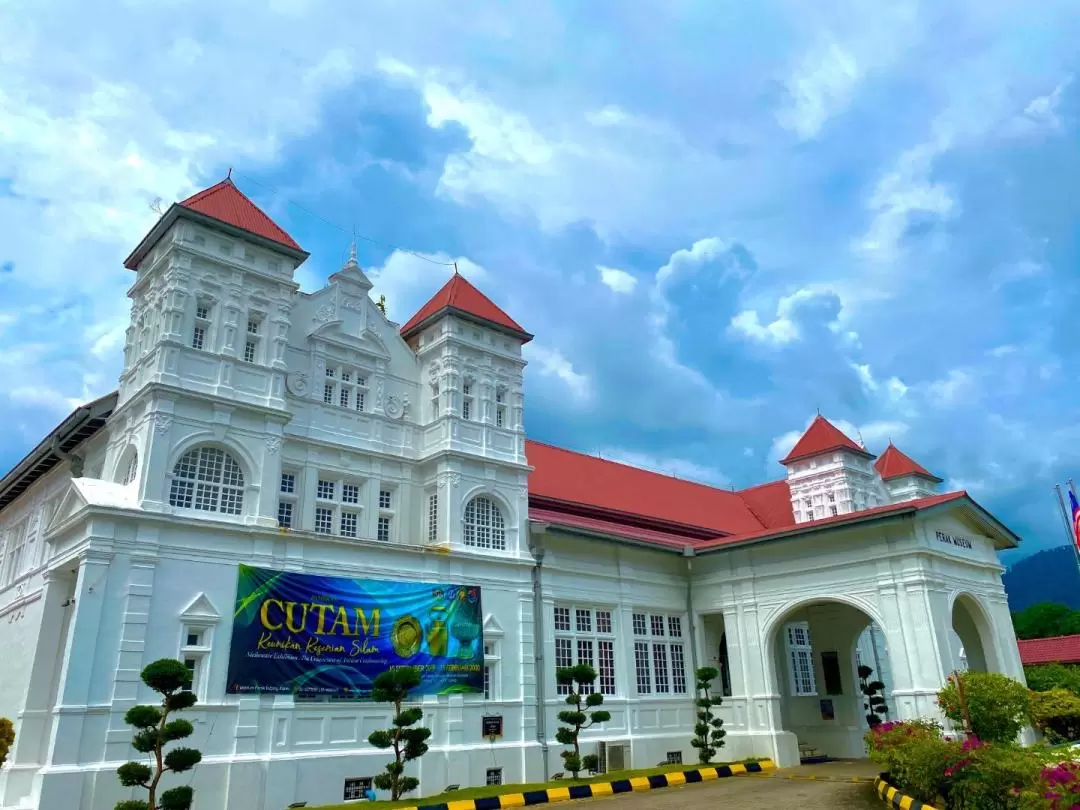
<box><xmin>684</xmin><ymin>547</ymin><xmax>700</xmax><ymax>689</ymax></box>
<box><xmin>529</xmin><ymin>525</ymin><xmax>550</xmax><ymax>780</ymax></box>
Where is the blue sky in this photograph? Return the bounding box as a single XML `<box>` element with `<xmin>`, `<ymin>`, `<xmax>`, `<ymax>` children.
<box><xmin>1</xmin><ymin>0</ymin><xmax>1079</xmax><ymax>563</ymax></box>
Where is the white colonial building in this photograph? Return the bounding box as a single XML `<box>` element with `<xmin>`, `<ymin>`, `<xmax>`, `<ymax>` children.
<box><xmin>0</xmin><ymin>179</ymin><xmax>1026</xmax><ymax>810</ymax></box>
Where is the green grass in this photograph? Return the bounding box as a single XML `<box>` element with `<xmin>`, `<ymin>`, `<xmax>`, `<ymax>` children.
<box><xmin>310</xmin><ymin>760</ymin><xmax>762</xmax><ymax>810</ymax></box>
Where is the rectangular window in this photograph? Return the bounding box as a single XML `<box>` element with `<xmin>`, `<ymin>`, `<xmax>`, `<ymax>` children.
<box><xmin>554</xmin><ymin>603</ymin><xmax>616</xmax><ymax>696</ymax></box>
<box><xmin>486</xmin><ymin>768</ymin><xmax>503</xmax><ymax>787</ymax></box>
<box><xmin>277</xmin><ymin>501</ymin><xmax>293</xmax><ymax>528</ymax></box>
<box><xmin>484</xmin><ymin>665</ymin><xmax>491</xmax><ymax>700</ymax></box>
<box><xmin>495</xmin><ymin>389</ymin><xmax>506</xmax><ymax>428</ymax></box>
<box><xmin>340</xmin><ymin>511</ymin><xmax>358</xmax><ymax>538</ymax></box>
<box><xmin>179</xmin><ymin>624</ymin><xmax>211</xmax><ymax>701</ymax></box>
<box><xmin>377</xmin><ymin>516</ymin><xmax>391</xmax><ymax>542</ymax></box>
<box><xmin>633</xmin><ymin>611</ymin><xmax>687</xmax><ymax>696</ymax></box>
<box><xmin>634</xmin><ymin>641</ymin><xmax>651</xmax><ymax>694</ymax></box>
<box><xmin>280</xmin><ymin>474</ymin><xmax>295</xmax><ymax>494</ymax></box>
<box><xmin>247</xmin><ymin>319</ymin><xmax>260</xmax><ymax>334</ymax></box>
<box><xmin>342</xmin><ymin>483</ymin><xmax>359</xmax><ymax>504</ymax></box>
<box><xmin>196</xmin><ymin>304</ymin><xmax>209</xmax><ymax>320</ymax></box>
<box><xmin>339</xmin><ymin>388</ymin><xmax>350</xmax><ymax>408</ymax></box>
<box><xmin>462</xmin><ymin>399</ymin><xmax>471</xmax><ymax>420</ymax></box>
<box><xmin>323</xmin><ymin>383</ymin><xmax>334</xmax><ymax>404</ymax></box>
<box><xmin>192</xmin><ymin>326</ymin><xmax>205</xmax><ymax>350</ymax></box>
<box><xmin>427</xmin><ymin>492</ymin><xmax>438</xmax><ymax>542</ymax></box>
<box><xmin>315</xmin><ymin>507</ymin><xmax>333</xmax><ymax>535</ymax></box>
<box><xmin>244</xmin><ymin>340</ymin><xmax>257</xmax><ymax>363</ymax></box>
<box><xmin>356</xmin><ymin>391</ymin><xmax>365</xmax><ymax>412</ymax></box>
<box><xmin>326</xmin><ymin>367</ymin><xmax>335</xmax><ymax>378</ymax></box>
<box><xmin>317</xmin><ymin>480</ymin><xmax>335</xmax><ymax>500</ymax></box>
<box><xmin>786</xmin><ymin>622</ymin><xmax>818</xmax><ymax>696</ymax></box>
<box><xmin>343</xmin><ymin>778</ymin><xmax>373</xmax><ymax>802</ymax></box>
<box><xmin>379</xmin><ymin>489</ymin><xmax>392</xmax><ymax>509</ymax></box>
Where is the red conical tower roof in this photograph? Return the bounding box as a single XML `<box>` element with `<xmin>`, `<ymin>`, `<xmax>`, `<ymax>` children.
<box><xmin>874</xmin><ymin>442</ymin><xmax>942</xmax><ymax>482</ymax></box>
<box><xmin>177</xmin><ymin>178</ymin><xmax>303</xmax><ymax>251</ymax></box>
<box><xmin>124</xmin><ymin>176</ymin><xmax>308</xmax><ymax>270</ymax></box>
<box><xmin>400</xmin><ymin>272</ymin><xmax>532</xmax><ymax>343</ymax></box>
<box><xmin>780</xmin><ymin>415</ymin><xmax>873</xmax><ymax>465</ymax></box>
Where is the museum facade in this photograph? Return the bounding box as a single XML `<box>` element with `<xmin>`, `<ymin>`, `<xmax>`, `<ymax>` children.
<box><xmin>0</xmin><ymin>179</ymin><xmax>1026</xmax><ymax>810</ymax></box>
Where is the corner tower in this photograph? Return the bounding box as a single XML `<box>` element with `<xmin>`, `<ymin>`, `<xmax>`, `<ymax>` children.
<box><xmin>874</xmin><ymin>442</ymin><xmax>943</xmax><ymax>502</ymax></box>
<box><xmin>781</xmin><ymin>415</ymin><xmax>885</xmax><ymax>523</ymax></box>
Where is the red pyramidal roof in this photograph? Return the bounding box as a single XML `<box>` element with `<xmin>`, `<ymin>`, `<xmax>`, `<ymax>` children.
<box><xmin>178</xmin><ymin>179</ymin><xmax>303</xmax><ymax>251</ymax></box>
<box><xmin>124</xmin><ymin>177</ymin><xmax>307</xmax><ymax>270</ymax></box>
<box><xmin>780</xmin><ymin>415</ymin><xmax>873</xmax><ymax>465</ymax></box>
<box><xmin>874</xmin><ymin>443</ymin><xmax>942</xmax><ymax>482</ymax></box>
<box><xmin>400</xmin><ymin>272</ymin><xmax>532</xmax><ymax>343</ymax></box>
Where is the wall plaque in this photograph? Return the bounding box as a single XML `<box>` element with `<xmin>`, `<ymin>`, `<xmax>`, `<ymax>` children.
<box><xmin>482</xmin><ymin>715</ymin><xmax>503</xmax><ymax>738</ymax></box>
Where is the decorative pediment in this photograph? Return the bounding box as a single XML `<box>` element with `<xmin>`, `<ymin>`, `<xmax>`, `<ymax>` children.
<box><xmin>483</xmin><ymin>613</ymin><xmax>505</xmax><ymax>637</ymax></box>
<box><xmin>179</xmin><ymin>592</ymin><xmax>221</xmax><ymax>624</ymax></box>
<box><xmin>309</xmin><ymin>322</ymin><xmax>392</xmax><ymax>361</ymax></box>
<box><xmin>44</xmin><ymin>483</ymin><xmax>90</xmax><ymax>536</ymax></box>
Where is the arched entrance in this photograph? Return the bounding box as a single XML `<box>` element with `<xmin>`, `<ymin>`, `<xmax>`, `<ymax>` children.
<box><xmin>767</xmin><ymin>599</ymin><xmax>895</xmax><ymax>762</ymax></box>
<box><xmin>950</xmin><ymin>593</ymin><xmax>997</xmax><ymax>674</ymax></box>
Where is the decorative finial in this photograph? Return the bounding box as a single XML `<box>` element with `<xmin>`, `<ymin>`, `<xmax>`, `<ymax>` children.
<box><xmin>857</xmin><ymin>429</ymin><xmax>866</xmax><ymax>449</ymax></box>
<box><xmin>348</xmin><ymin>237</ymin><xmax>358</xmax><ymax>265</ymax></box>
<box><xmin>453</xmin><ymin>261</ymin><xmax>460</xmax><ymax>276</ymax></box>
<box><xmin>816</xmin><ymin>406</ymin><xmax>821</xmax><ymax>416</ymax></box>
<box><xmin>226</xmin><ymin>167</ymin><xmax>233</xmax><ymax>180</ymax></box>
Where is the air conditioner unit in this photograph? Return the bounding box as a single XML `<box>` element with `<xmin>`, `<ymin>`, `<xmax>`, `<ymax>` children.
<box><xmin>596</xmin><ymin>741</ymin><xmax>630</xmax><ymax>773</ymax></box>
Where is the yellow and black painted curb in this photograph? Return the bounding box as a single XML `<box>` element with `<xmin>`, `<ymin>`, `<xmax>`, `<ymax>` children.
<box><xmin>402</xmin><ymin>760</ymin><xmax>776</xmax><ymax>810</ymax></box>
<box><xmin>873</xmin><ymin>775</ymin><xmax>941</xmax><ymax>810</ymax></box>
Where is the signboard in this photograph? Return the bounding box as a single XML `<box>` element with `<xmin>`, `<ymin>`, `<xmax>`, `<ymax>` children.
<box><xmin>482</xmin><ymin>715</ymin><xmax>504</xmax><ymax>738</ymax></box>
<box><xmin>226</xmin><ymin>565</ymin><xmax>484</xmax><ymax>697</ymax></box>
<box><xmin>935</xmin><ymin>530</ymin><xmax>974</xmax><ymax>551</ymax></box>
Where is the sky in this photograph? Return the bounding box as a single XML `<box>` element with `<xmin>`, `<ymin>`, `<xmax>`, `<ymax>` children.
<box><xmin>1</xmin><ymin>0</ymin><xmax>1079</xmax><ymax>564</ymax></box>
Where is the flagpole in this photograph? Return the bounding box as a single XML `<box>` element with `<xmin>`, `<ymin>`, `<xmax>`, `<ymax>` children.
<box><xmin>1052</xmin><ymin>484</ymin><xmax>1080</xmax><ymax>580</ymax></box>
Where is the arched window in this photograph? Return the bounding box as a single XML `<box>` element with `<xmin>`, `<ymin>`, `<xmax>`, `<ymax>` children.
<box><xmin>169</xmin><ymin>447</ymin><xmax>244</xmax><ymax>515</ymax></box>
<box><xmin>463</xmin><ymin>495</ymin><xmax>506</xmax><ymax>551</ymax></box>
<box><xmin>120</xmin><ymin>449</ymin><xmax>139</xmax><ymax>486</ymax></box>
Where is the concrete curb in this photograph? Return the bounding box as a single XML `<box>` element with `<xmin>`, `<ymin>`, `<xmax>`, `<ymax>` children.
<box><xmin>400</xmin><ymin>760</ymin><xmax>776</xmax><ymax>810</ymax></box>
<box><xmin>873</xmin><ymin>775</ymin><xmax>941</xmax><ymax>810</ymax></box>
<box><xmin>750</xmin><ymin>772</ymin><xmax>876</xmax><ymax>783</ymax></box>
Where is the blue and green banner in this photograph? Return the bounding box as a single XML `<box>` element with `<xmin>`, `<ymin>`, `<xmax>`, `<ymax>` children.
<box><xmin>226</xmin><ymin>565</ymin><xmax>484</xmax><ymax>698</ymax></box>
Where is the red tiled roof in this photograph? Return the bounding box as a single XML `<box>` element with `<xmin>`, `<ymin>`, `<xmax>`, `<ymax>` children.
<box><xmin>1017</xmin><ymin>634</ymin><xmax>1080</xmax><ymax>666</ymax></box>
<box><xmin>738</xmin><ymin>479</ymin><xmax>796</xmax><ymax>530</ymax></box>
<box><xmin>178</xmin><ymin>179</ymin><xmax>303</xmax><ymax>252</ymax></box>
<box><xmin>696</xmin><ymin>491</ymin><xmax>968</xmax><ymax>549</ymax></box>
<box><xmin>874</xmin><ymin>443</ymin><xmax>943</xmax><ymax>483</ymax></box>
<box><xmin>399</xmin><ymin>273</ymin><xmax>532</xmax><ymax>343</ymax></box>
<box><xmin>525</xmin><ymin>440</ymin><xmax>766</xmax><ymax>537</ymax></box>
<box><xmin>529</xmin><ymin>507</ymin><xmax>704</xmax><ymax>549</ymax></box>
<box><xmin>781</xmin><ymin>415</ymin><xmax>873</xmax><ymax>465</ymax></box>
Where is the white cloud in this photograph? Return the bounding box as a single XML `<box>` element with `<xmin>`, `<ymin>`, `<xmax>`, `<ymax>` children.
<box><xmin>7</xmin><ymin>386</ymin><xmax>83</xmax><ymax>413</ymax></box>
<box><xmin>729</xmin><ymin>287</ymin><xmax>836</xmax><ymax>347</ymax></box>
<box><xmin>596</xmin><ymin>265</ymin><xmax>637</xmax><ymax>294</ymax></box>
<box><xmin>926</xmin><ymin>368</ymin><xmax>977</xmax><ymax>407</ymax></box>
<box><xmin>777</xmin><ymin>43</ymin><xmax>860</xmax><ymax>140</ymax></box>
<box><xmin>523</xmin><ymin>344</ymin><xmax>591</xmax><ymax>401</ymax></box>
<box><xmin>596</xmin><ymin>448</ymin><xmax>729</xmax><ymax>487</ymax></box>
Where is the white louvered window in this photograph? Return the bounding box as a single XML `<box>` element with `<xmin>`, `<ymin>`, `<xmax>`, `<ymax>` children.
<box><xmin>463</xmin><ymin>495</ymin><xmax>506</xmax><ymax>551</ymax></box>
<box><xmin>168</xmin><ymin>447</ymin><xmax>244</xmax><ymax>515</ymax></box>
<box><xmin>553</xmin><ymin>605</ymin><xmax>617</xmax><ymax>696</ymax></box>
<box><xmin>631</xmin><ymin>611</ymin><xmax>688</xmax><ymax>696</ymax></box>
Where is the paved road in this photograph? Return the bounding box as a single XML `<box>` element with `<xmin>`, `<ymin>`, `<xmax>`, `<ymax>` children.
<box><xmin>588</xmin><ymin>762</ymin><xmax>883</xmax><ymax>810</ymax></box>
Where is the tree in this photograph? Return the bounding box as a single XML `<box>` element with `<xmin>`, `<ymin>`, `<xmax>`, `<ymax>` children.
<box><xmin>115</xmin><ymin>659</ymin><xmax>202</xmax><ymax>810</ymax></box>
<box><xmin>937</xmin><ymin>671</ymin><xmax>1030</xmax><ymax>744</ymax></box>
<box><xmin>1024</xmin><ymin>663</ymin><xmax>1080</xmax><ymax>697</ymax></box>
<box><xmin>0</xmin><ymin>717</ymin><xmax>14</xmax><ymax>768</ymax></box>
<box><xmin>1012</xmin><ymin>602</ymin><xmax>1080</xmax><ymax>640</ymax></box>
<box><xmin>858</xmin><ymin>664</ymin><xmax>889</xmax><ymax>729</ymax></box>
<box><xmin>690</xmin><ymin>667</ymin><xmax>726</xmax><ymax>764</ymax></box>
<box><xmin>554</xmin><ymin>664</ymin><xmax>610</xmax><ymax>777</ymax></box>
<box><xmin>367</xmin><ymin>667</ymin><xmax>431</xmax><ymax>800</ymax></box>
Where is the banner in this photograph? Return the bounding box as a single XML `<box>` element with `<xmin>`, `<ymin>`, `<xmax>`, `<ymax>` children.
<box><xmin>226</xmin><ymin>565</ymin><xmax>484</xmax><ymax>697</ymax></box>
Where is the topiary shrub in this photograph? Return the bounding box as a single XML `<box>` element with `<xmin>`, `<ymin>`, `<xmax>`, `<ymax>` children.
<box><xmin>115</xmin><ymin>658</ymin><xmax>201</xmax><ymax>810</ymax></box>
<box><xmin>690</xmin><ymin>666</ymin><xmax>726</xmax><ymax>764</ymax></box>
<box><xmin>858</xmin><ymin>664</ymin><xmax>889</xmax><ymax>729</ymax></box>
<box><xmin>367</xmin><ymin>666</ymin><xmax>431</xmax><ymax>800</ymax></box>
<box><xmin>0</xmin><ymin>717</ymin><xmax>14</xmax><ymax>768</ymax></box>
<box><xmin>554</xmin><ymin>663</ymin><xmax>610</xmax><ymax>778</ymax></box>
<box><xmin>937</xmin><ymin>671</ymin><xmax>1030</xmax><ymax>744</ymax></box>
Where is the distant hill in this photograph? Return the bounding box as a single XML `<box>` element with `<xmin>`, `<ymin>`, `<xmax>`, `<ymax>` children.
<box><xmin>1003</xmin><ymin>546</ymin><xmax>1080</xmax><ymax>612</ymax></box>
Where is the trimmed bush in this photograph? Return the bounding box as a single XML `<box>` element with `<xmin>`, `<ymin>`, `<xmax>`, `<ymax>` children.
<box><xmin>554</xmin><ymin>663</ymin><xmax>610</xmax><ymax>777</ymax></box>
<box><xmin>938</xmin><ymin>671</ymin><xmax>1030</xmax><ymax>744</ymax></box>
<box><xmin>1024</xmin><ymin>664</ymin><xmax>1080</xmax><ymax>698</ymax></box>
<box><xmin>0</xmin><ymin>717</ymin><xmax>14</xmax><ymax>769</ymax></box>
<box><xmin>367</xmin><ymin>666</ymin><xmax>431</xmax><ymax>801</ymax></box>
<box><xmin>1029</xmin><ymin>689</ymin><xmax>1080</xmax><ymax>745</ymax></box>
<box><xmin>690</xmin><ymin>666</ymin><xmax>726</xmax><ymax>764</ymax></box>
<box><xmin>865</xmin><ymin>720</ymin><xmax>955</xmax><ymax>805</ymax></box>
